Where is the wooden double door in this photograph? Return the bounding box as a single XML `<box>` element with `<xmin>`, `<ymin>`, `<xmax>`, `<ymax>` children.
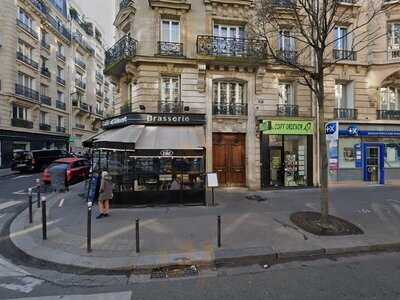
<box><xmin>213</xmin><ymin>133</ymin><xmax>246</xmax><ymax>187</ymax></box>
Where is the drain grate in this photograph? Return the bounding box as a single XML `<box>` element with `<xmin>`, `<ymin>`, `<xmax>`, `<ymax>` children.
<box><xmin>150</xmin><ymin>265</ymin><xmax>199</xmax><ymax>279</ymax></box>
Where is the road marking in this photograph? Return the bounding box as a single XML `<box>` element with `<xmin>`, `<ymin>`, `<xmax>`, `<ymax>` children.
<box><xmin>13</xmin><ymin>175</ymin><xmax>33</xmax><ymax>180</ymax></box>
<box><xmin>7</xmin><ymin>291</ymin><xmax>133</xmax><ymax>299</ymax></box>
<box><xmin>0</xmin><ymin>257</ymin><xmax>30</xmax><ymax>277</ymax></box>
<box><xmin>59</xmin><ymin>198</ymin><xmax>65</xmax><ymax>207</ymax></box>
<box><xmin>0</xmin><ymin>201</ymin><xmax>22</xmax><ymax>210</ymax></box>
<box><xmin>0</xmin><ymin>276</ymin><xmax>43</xmax><ymax>294</ymax></box>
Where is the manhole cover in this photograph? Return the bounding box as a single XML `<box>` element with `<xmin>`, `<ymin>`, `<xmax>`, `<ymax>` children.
<box><xmin>150</xmin><ymin>265</ymin><xmax>199</xmax><ymax>279</ymax></box>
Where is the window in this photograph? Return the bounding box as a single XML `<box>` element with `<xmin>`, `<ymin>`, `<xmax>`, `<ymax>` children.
<box><xmin>161</xmin><ymin>76</ymin><xmax>180</xmax><ymax>102</ymax></box>
<box><xmin>40</xmin><ymin>111</ymin><xmax>47</xmax><ymax>124</ymax></box>
<box><xmin>41</xmin><ymin>29</ymin><xmax>48</xmax><ymax>43</ymax></box>
<box><xmin>57</xmin><ymin>42</ymin><xmax>64</xmax><ymax>55</ymax></box>
<box><xmin>57</xmin><ymin>116</ymin><xmax>64</xmax><ymax>127</ymax></box>
<box><xmin>213</xmin><ymin>81</ymin><xmax>245</xmax><ymax>105</ymax></box>
<box><xmin>334</xmin><ymin>26</ymin><xmax>351</xmax><ymax>50</ymax></box>
<box><xmin>17</xmin><ymin>8</ymin><xmax>33</xmax><ymax>28</ymax></box>
<box><xmin>17</xmin><ymin>40</ymin><xmax>33</xmax><ymax>59</ymax></box>
<box><xmin>278</xmin><ymin>30</ymin><xmax>295</xmax><ymax>51</ymax></box>
<box><xmin>57</xmin><ymin>91</ymin><xmax>64</xmax><ymax>102</ymax></box>
<box><xmin>388</xmin><ymin>23</ymin><xmax>400</xmax><ymax>49</ymax></box>
<box><xmin>57</xmin><ymin>66</ymin><xmax>64</xmax><ymax>79</ymax></box>
<box><xmin>335</xmin><ymin>82</ymin><xmax>354</xmax><ymax>108</ymax></box>
<box><xmin>40</xmin><ymin>84</ymin><xmax>48</xmax><ymax>96</ymax></box>
<box><xmin>278</xmin><ymin>82</ymin><xmax>294</xmax><ymax>105</ymax></box>
<box><xmin>161</xmin><ymin>20</ymin><xmax>180</xmax><ymax>43</ymax></box>
<box><xmin>380</xmin><ymin>87</ymin><xmax>400</xmax><ymax>110</ymax></box>
<box><xmin>17</xmin><ymin>72</ymin><xmax>34</xmax><ymax>89</ymax></box>
<box><xmin>213</xmin><ymin>24</ymin><xmax>244</xmax><ymax>39</ymax></box>
<box><xmin>12</xmin><ymin>104</ymin><xmax>29</xmax><ymax>120</ymax></box>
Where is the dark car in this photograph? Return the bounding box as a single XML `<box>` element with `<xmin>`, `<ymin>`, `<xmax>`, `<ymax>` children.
<box><xmin>11</xmin><ymin>149</ymin><xmax>72</xmax><ymax>173</ymax></box>
<box><xmin>42</xmin><ymin>158</ymin><xmax>90</xmax><ymax>185</ymax></box>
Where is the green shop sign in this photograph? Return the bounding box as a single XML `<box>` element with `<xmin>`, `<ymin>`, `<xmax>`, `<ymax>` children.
<box><xmin>260</xmin><ymin>120</ymin><xmax>314</xmax><ymax>135</ymax></box>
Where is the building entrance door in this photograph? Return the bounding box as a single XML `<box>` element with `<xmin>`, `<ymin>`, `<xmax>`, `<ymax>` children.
<box><xmin>363</xmin><ymin>143</ymin><xmax>385</xmax><ymax>184</ymax></box>
<box><xmin>269</xmin><ymin>146</ymin><xmax>284</xmax><ymax>187</ymax></box>
<box><xmin>213</xmin><ymin>133</ymin><xmax>246</xmax><ymax>187</ymax></box>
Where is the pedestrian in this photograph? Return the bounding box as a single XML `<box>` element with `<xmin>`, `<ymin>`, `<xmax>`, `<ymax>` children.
<box><xmin>97</xmin><ymin>170</ymin><xmax>113</xmax><ymax>219</ymax></box>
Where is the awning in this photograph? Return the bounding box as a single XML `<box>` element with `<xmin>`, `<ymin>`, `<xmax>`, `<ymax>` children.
<box><xmin>91</xmin><ymin>125</ymin><xmax>145</xmax><ymax>150</ymax></box>
<box><xmin>135</xmin><ymin>126</ymin><xmax>205</xmax><ymax>150</ymax></box>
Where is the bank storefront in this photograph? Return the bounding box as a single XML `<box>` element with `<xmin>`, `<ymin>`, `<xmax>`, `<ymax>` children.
<box><xmin>260</xmin><ymin>119</ymin><xmax>314</xmax><ymax>188</ymax></box>
<box><xmin>327</xmin><ymin>122</ymin><xmax>400</xmax><ymax>184</ymax></box>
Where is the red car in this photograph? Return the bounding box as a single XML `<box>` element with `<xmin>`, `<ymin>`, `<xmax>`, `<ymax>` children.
<box><xmin>42</xmin><ymin>158</ymin><xmax>89</xmax><ymax>185</ymax></box>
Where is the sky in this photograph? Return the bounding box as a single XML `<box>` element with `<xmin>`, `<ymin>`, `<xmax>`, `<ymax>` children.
<box><xmin>73</xmin><ymin>0</ymin><xmax>115</xmax><ymax>48</ymax></box>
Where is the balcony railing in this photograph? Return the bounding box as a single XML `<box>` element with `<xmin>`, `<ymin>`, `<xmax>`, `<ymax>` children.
<box><xmin>377</xmin><ymin>109</ymin><xmax>400</xmax><ymax>120</ymax></box>
<box><xmin>95</xmin><ymin>71</ymin><xmax>104</xmax><ymax>82</ymax></box>
<box><xmin>15</xmin><ymin>84</ymin><xmax>39</xmax><ymax>101</ymax></box>
<box><xmin>277</xmin><ymin>104</ymin><xmax>299</xmax><ymax>117</ymax></box>
<box><xmin>75</xmin><ymin>57</ymin><xmax>86</xmax><ymax>70</ymax></box>
<box><xmin>56</xmin><ymin>126</ymin><xmax>66</xmax><ymax>133</ymax></box>
<box><xmin>213</xmin><ymin>103</ymin><xmax>248</xmax><ymax>116</ymax></box>
<box><xmin>56</xmin><ymin>100</ymin><xmax>66</xmax><ymax>110</ymax></box>
<box><xmin>158</xmin><ymin>41</ymin><xmax>184</xmax><ymax>57</ymax></box>
<box><xmin>158</xmin><ymin>101</ymin><xmax>184</xmax><ymax>113</ymax></box>
<box><xmin>41</xmin><ymin>67</ymin><xmax>51</xmax><ymax>78</ymax></box>
<box><xmin>272</xmin><ymin>0</ymin><xmax>297</xmax><ymax>8</ymax></box>
<box><xmin>40</xmin><ymin>95</ymin><xmax>52</xmax><ymax>106</ymax></box>
<box><xmin>39</xmin><ymin>123</ymin><xmax>51</xmax><ymax>131</ymax></box>
<box><xmin>105</xmin><ymin>35</ymin><xmax>138</xmax><ymax>68</ymax></box>
<box><xmin>16</xmin><ymin>52</ymin><xmax>39</xmax><ymax>69</ymax></box>
<box><xmin>333</xmin><ymin>49</ymin><xmax>357</xmax><ymax>61</ymax></box>
<box><xmin>41</xmin><ymin>39</ymin><xmax>50</xmax><ymax>50</ymax></box>
<box><xmin>30</xmin><ymin>0</ymin><xmax>49</xmax><ymax>15</ymax></box>
<box><xmin>75</xmin><ymin>123</ymin><xmax>85</xmax><ymax>129</ymax></box>
<box><xmin>12</xmin><ymin>118</ymin><xmax>33</xmax><ymax>129</ymax></box>
<box><xmin>334</xmin><ymin>108</ymin><xmax>358</xmax><ymax>120</ymax></box>
<box><xmin>276</xmin><ymin>50</ymin><xmax>298</xmax><ymax>64</ymax></box>
<box><xmin>56</xmin><ymin>52</ymin><xmax>66</xmax><ymax>61</ymax></box>
<box><xmin>75</xmin><ymin>79</ymin><xmax>86</xmax><ymax>90</ymax></box>
<box><xmin>73</xmin><ymin>33</ymin><xmax>95</xmax><ymax>55</ymax></box>
<box><xmin>57</xmin><ymin>76</ymin><xmax>66</xmax><ymax>86</ymax></box>
<box><xmin>16</xmin><ymin>19</ymin><xmax>38</xmax><ymax>39</ymax></box>
<box><xmin>197</xmin><ymin>36</ymin><xmax>267</xmax><ymax>59</ymax></box>
<box><xmin>46</xmin><ymin>13</ymin><xmax>71</xmax><ymax>41</ymax></box>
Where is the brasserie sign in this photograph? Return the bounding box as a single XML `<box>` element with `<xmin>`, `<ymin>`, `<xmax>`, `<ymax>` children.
<box><xmin>102</xmin><ymin>113</ymin><xmax>206</xmax><ymax>128</ymax></box>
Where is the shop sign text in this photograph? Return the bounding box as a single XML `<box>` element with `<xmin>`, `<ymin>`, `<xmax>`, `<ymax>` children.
<box><xmin>261</xmin><ymin>120</ymin><xmax>314</xmax><ymax>135</ymax></box>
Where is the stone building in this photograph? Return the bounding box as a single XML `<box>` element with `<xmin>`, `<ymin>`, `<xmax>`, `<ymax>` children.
<box><xmin>0</xmin><ymin>0</ymin><xmax>114</xmax><ymax>167</ymax></box>
<box><xmin>104</xmin><ymin>0</ymin><xmax>400</xmax><ymax>189</ymax></box>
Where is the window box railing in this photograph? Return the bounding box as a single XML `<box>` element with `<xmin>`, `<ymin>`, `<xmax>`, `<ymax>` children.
<box><xmin>377</xmin><ymin>110</ymin><xmax>400</xmax><ymax>120</ymax></box>
<box><xmin>333</xmin><ymin>49</ymin><xmax>357</xmax><ymax>60</ymax></box>
<box><xmin>40</xmin><ymin>95</ymin><xmax>52</xmax><ymax>106</ymax></box>
<box><xmin>16</xmin><ymin>52</ymin><xmax>39</xmax><ymax>69</ymax></box>
<box><xmin>16</xmin><ymin>19</ymin><xmax>38</xmax><ymax>39</ymax></box>
<box><xmin>276</xmin><ymin>50</ymin><xmax>298</xmax><ymax>64</ymax></box>
<box><xmin>95</xmin><ymin>71</ymin><xmax>104</xmax><ymax>82</ymax></box>
<box><xmin>277</xmin><ymin>104</ymin><xmax>299</xmax><ymax>117</ymax></box>
<box><xmin>158</xmin><ymin>41</ymin><xmax>184</xmax><ymax>57</ymax></box>
<box><xmin>11</xmin><ymin>118</ymin><xmax>33</xmax><ymax>129</ymax></box>
<box><xmin>39</xmin><ymin>123</ymin><xmax>51</xmax><ymax>131</ymax></box>
<box><xmin>41</xmin><ymin>67</ymin><xmax>51</xmax><ymax>78</ymax></box>
<box><xmin>57</xmin><ymin>76</ymin><xmax>65</xmax><ymax>86</ymax></box>
<box><xmin>197</xmin><ymin>35</ymin><xmax>267</xmax><ymax>58</ymax></box>
<box><xmin>56</xmin><ymin>126</ymin><xmax>66</xmax><ymax>133</ymax></box>
<box><xmin>15</xmin><ymin>84</ymin><xmax>39</xmax><ymax>101</ymax></box>
<box><xmin>334</xmin><ymin>108</ymin><xmax>358</xmax><ymax>120</ymax></box>
<box><xmin>158</xmin><ymin>101</ymin><xmax>184</xmax><ymax>113</ymax></box>
<box><xmin>213</xmin><ymin>103</ymin><xmax>248</xmax><ymax>116</ymax></box>
<box><xmin>75</xmin><ymin>79</ymin><xmax>86</xmax><ymax>90</ymax></box>
<box><xmin>56</xmin><ymin>52</ymin><xmax>66</xmax><ymax>61</ymax></box>
<box><xmin>56</xmin><ymin>100</ymin><xmax>66</xmax><ymax>110</ymax></box>
<box><xmin>75</xmin><ymin>57</ymin><xmax>86</xmax><ymax>70</ymax></box>
<box><xmin>105</xmin><ymin>35</ymin><xmax>138</xmax><ymax>68</ymax></box>
<box><xmin>75</xmin><ymin>123</ymin><xmax>85</xmax><ymax>129</ymax></box>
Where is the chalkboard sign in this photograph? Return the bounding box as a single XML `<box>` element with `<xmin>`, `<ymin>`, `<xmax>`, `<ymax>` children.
<box><xmin>88</xmin><ymin>175</ymin><xmax>101</xmax><ymax>203</ymax></box>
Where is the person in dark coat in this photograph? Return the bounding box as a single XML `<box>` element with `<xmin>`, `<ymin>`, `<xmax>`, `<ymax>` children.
<box><xmin>97</xmin><ymin>171</ymin><xmax>113</xmax><ymax>219</ymax></box>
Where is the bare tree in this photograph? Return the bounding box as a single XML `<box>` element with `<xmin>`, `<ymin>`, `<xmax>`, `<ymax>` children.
<box><xmin>251</xmin><ymin>0</ymin><xmax>390</xmax><ymax>225</ymax></box>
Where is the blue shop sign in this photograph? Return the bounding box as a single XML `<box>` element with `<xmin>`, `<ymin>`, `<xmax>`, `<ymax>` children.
<box><xmin>339</xmin><ymin>125</ymin><xmax>400</xmax><ymax>137</ymax></box>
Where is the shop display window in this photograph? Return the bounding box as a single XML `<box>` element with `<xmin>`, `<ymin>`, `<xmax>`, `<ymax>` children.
<box><xmin>383</xmin><ymin>140</ymin><xmax>400</xmax><ymax>168</ymax></box>
<box><xmin>338</xmin><ymin>138</ymin><xmax>360</xmax><ymax>169</ymax></box>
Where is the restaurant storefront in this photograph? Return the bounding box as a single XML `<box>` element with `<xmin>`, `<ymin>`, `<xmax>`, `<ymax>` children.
<box><xmin>260</xmin><ymin>120</ymin><xmax>314</xmax><ymax>188</ymax></box>
<box><xmin>84</xmin><ymin>113</ymin><xmax>207</xmax><ymax>206</ymax></box>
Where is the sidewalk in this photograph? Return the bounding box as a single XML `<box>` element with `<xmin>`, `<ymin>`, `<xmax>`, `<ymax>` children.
<box><xmin>10</xmin><ymin>182</ymin><xmax>400</xmax><ymax>271</ymax></box>
<box><xmin>0</xmin><ymin>168</ymin><xmax>17</xmax><ymax>177</ymax></box>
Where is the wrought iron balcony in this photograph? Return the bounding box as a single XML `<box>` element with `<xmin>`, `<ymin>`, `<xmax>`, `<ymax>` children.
<box><xmin>56</xmin><ymin>52</ymin><xmax>66</xmax><ymax>61</ymax></box>
<box><xmin>277</xmin><ymin>104</ymin><xmax>299</xmax><ymax>117</ymax></box>
<box><xmin>272</xmin><ymin>0</ymin><xmax>297</xmax><ymax>8</ymax></box>
<box><xmin>158</xmin><ymin>42</ymin><xmax>184</xmax><ymax>57</ymax></box>
<box><xmin>75</xmin><ymin>79</ymin><xmax>86</xmax><ymax>90</ymax></box>
<box><xmin>75</xmin><ymin>58</ymin><xmax>86</xmax><ymax>70</ymax></box>
<box><xmin>41</xmin><ymin>67</ymin><xmax>51</xmax><ymax>78</ymax></box>
<box><xmin>57</xmin><ymin>76</ymin><xmax>66</xmax><ymax>86</ymax></box>
<box><xmin>46</xmin><ymin>13</ymin><xmax>71</xmax><ymax>41</ymax></box>
<box><xmin>197</xmin><ymin>36</ymin><xmax>267</xmax><ymax>59</ymax></box>
<box><xmin>73</xmin><ymin>33</ymin><xmax>95</xmax><ymax>55</ymax></box>
<box><xmin>16</xmin><ymin>52</ymin><xmax>39</xmax><ymax>69</ymax></box>
<box><xmin>213</xmin><ymin>103</ymin><xmax>248</xmax><ymax>116</ymax></box>
<box><xmin>16</xmin><ymin>19</ymin><xmax>38</xmax><ymax>39</ymax></box>
<box><xmin>56</xmin><ymin>126</ymin><xmax>66</xmax><ymax>133</ymax></box>
<box><xmin>276</xmin><ymin>50</ymin><xmax>298</xmax><ymax>64</ymax></box>
<box><xmin>40</xmin><ymin>95</ymin><xmax>52</xmax><ymax>106</ymax></box>
<box><xmin>333</xmin><ymin>49</ymin><xmax>357</xmax><ymax>61</ymax></box>
<box><xmin>56</xmin><ymin>100</ymin><xmax>66</xmax><ymax>110</ymax></box>
<box><xmin>377</xmin><ymin>110</ymin><xmax>400</xmax><ymax>120</ymax></box>
<box><xmin>334</xmin><ymin>108</ymin><xmax>358</xmax><ymax>120</ymax></box>
<box><xmin>105</xmin><ymin>35</ymin><xmax>138</xmax><ymax>70</ymax></box>
<box><xmin>41</xmin><ymin>39</ymin><xmax>50</xmax><ymax>51</ymax></box>
<box><xmin>12</xmin><ymin>118</ymin><xmax>33</xmax><ymax>129</ymax></box>
<box><xmin>158</xmin><ymin>101</ymin><xmax>184</xmax><ymax>113</ymax></box>
<box><xmin>39</xmin><ymin>123</ymin><xmax>51</xmax><ymax>131</ymax></box>
<box><xmin>15</xmin><ymin>84</ymin><xmax>39</xmax><ymax>101</ymax></box>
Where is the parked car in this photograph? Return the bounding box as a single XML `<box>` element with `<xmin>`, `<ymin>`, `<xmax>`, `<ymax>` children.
<box><xmin>42</xmin><ymin>158</ymin><xmax>90</xmax><ymax>185</ymax></box>
<box><xmin>11</xmin><ymin>149</ymin><xmax>71</xmax><ymax>173</ymax></box>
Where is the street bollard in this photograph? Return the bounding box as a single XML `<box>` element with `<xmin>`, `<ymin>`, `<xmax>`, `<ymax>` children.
<box><xmin>135</xmin><ymin>218</ymin><xmax>140</xmax><ymax>253</ymax></box>
<box><xmin>41</xmin><ymin>196</ymin><xmax>47</xmax><ymax>240</ymax></box>
<box><xmin>217</xmin><ymin>215</ymin><xmax>221</xmax><ymax>248</ymax></box>
<box><xmin>28</xmin><ymin>188</ymin><xmax>33</xmax><ymax>224</ymax></box>
<box><xmin>87</xmin><ymin>201</ymin><xmax>92</xmax><ymax>253</ymax></box>
<box><xmin>36</xmin><ymin>178</ymin><xmax>41</xmax><ymax>208</ymax></box>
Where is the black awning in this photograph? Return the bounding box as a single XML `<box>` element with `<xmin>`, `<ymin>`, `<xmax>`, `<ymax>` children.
<box><xmin>90</xmin><ymin>125</ymin><xmax>145</xmax><ymax>150</ymax></box>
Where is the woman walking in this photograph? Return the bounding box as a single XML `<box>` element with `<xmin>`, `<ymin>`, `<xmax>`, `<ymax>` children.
<box><xmin>97</xmin><ymin>171</ymin><xmax>113</xmax><ymax>219</ymax></box>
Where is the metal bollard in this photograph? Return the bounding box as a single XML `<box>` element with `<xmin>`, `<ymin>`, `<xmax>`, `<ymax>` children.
<box><xmin>28</xmin><ymin>188</ymin><xmax>33</xmax><ymax>224</ymax></box>
<box><xmin>36</xmin><ymin>178</ymin><xmax>41</xmax><ymax>208</ymax></box>
<box><xmin>87</xmin><ymin>201</ymin><xmax>92</xmax><ymax>253</ymax></box>
<box><xmin>41</xmin><ymin>196</ymin><xmax>47</xmax><ymax>240</ymax></box>
<box><xmin>135</xmin><ymin>218</ymin><xmax>140</xmax><ymax>253</ymax></box>
<box><xmin>217</xmin><ymin>215</ymin><xmax>221</xmax><ymax>248</ymax></box>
